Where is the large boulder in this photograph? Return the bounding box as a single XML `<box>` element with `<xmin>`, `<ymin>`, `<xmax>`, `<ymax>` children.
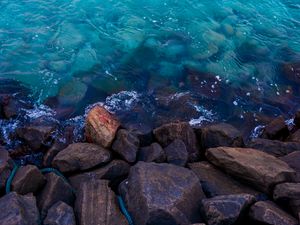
<box><xmin>206</xmin><ymin>147</ymin><xmax>296</xmax><ymax>193</ymax></box>
<box><xmin>261</xmin><ymin>116</ymin><xmax>289</xmax><ymax>140</ymax></box>
<box><xmin>75</xmin><ymin>180</ymin><xmax>127</xmax><ymax>225</ymax></box>
<box><xmin>85</xmin><ymin>105</ymin><xmax>120</xmax><ymax>148</ymax></box>
<box><xmin>44</xmin><ymin>201</ymin><xmax>76</xmax><ymax>225</ymax></box>
<box><xmin>52</xmin><ymin>143</ymin><xmax>111</xmax><ymax>173</ymax></box>
<box><xmin>189</xmin><ymin>162</ymin><xmax>260</xmax><ymax>198</ymax></box>
<box><xmin>201</xmin><ymin>194</ymin><xmax>256</xmax><ymax>225</ymax></box>
<box><xmin>164</xmin><ymin>139</ymin><xmax>188</xmax><ymax>167</ymax></box>
<box><xmin>122</xmin><ymin>162</ymin><xmax>205</xmax><ymax>225</ymax></box>
<box><xmin>0</xmin><ymin>149</ymin><xmax>13</xmax><ymax>190</ymax></box>
<box><xmin>249</xmin><ymin>201</ymin><xmax>298</xmax><ymax>225</ymax></box>
<box><xmin>153</xmin><ymin>122</ymin><xmax>200</xmax><ymax>161</ymax></box>
<box><xmin>280</xmin><ymin>151</ymin><xmax>300</xmax><ymax>182</ymax></box>
<box><xmin>0</xmin><ymin>192</ymin><xmax>40</xmax><ymax>225</ymax></box>
<box><xmin>138</xmin><ymin>143</ymin><xmax>166</xmax><ymax>163</ymax></box>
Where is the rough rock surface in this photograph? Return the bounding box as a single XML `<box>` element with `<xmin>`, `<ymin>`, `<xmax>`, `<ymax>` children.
<box><xmin>164</xmin><ymin>139</ymin><xmax>188</xmax><ymax>167</ymax></box>
<box><xmin>85</xmin><ymin>105</ymin><xmax>120</xmax><ymax>148</ymax></box>
<box><xmin>287</xmin><ymin>129</ymin><xmax>300</xmax><ymax>143</ymax></box>
<box><xmin>206</xmin><ymin>147</ymin><xmax>296</xmax><ymax>193</ymax></box>
<box><xmin>52</xmin><ymin>143</ymin><xmax>111</xmax><ymax>173</ymax></box>
<box><xmin>261</xmin><ymin>116</ymin><xmax>289</xmax><ymax>140</ymax></box>
<box><xmin>75</xmin><ymin>179</ymin><xmax>127</xmax><ymax>225</ymax></box>
<box><xmin>280</xmin><ymin>151</ymin><xmax>300</xmax><ymax>182</ymax></box>
<box><xmin>138</xmin><ymin>142</ymin><xmax>166</xmax><ymax>163</ymax></box>
<box><xmin>201</xmin><ymin>194</ymin><xmax>256</xmax><ymax>225</ymax></box>
<box><xmin>122</xmin><ymin>162</ymin><xmax>205</xmax><ymax>225</ymax></box>
<box><xmin>0</xmin><ymin>149</ymin><xmax>13</xmax><ymax>190</ymax></box>
<box><xmin>44</xmin><ymin>201</ymin><xmax>76</xmax><ymax>225</ymax></box>
<box><xmin>0</xmin><ymin>192</ymin><xmax>40</xmax><ymax>225</ymax></box>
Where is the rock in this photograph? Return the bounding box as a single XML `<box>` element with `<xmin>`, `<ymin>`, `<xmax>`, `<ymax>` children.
<box><xmin>287</xmin><ymin>129</ymin><xmax>300</xmax><ymax>143</ymax></box>
<box><xmin>282</xmin><ymin>62</ymin><xmax>300</xmax><ymax>84</ymax></box>
<box><xmin>138</xmin><ymin>143</ymin><xmax>166</xmax><ymax>163</ymax></box>
<box><xmin>189</xmin><ymin>162</ymin><xmax>260</xmax><ymax>198</ymax></box>
<box><xmin>247</xmin><ymin>138</ymin><xmax>300</xmax><ymax>157</ymax></box>
<box><xmin>273</xmin><ymin>183</ymin><xmax>300</xmax><ymax>217</ymax></box>
<box><xmin>69</xmin><ymin>160</ymin><xmax>130</xmax><ymax>191</ymax></box>
<box><xmin>85</xmin><ymin>105</ymin><xmax>120</xmax><ymax>148</ymax></box>
<box><xmin>249</xmin><ymin>201</ymin><xmax>298</xmax><ymax>225</ymax></box>
<box><xmin>261</xmin><ymin>116</ymin><xmax>289</xmax><ymax>140</ymax></box>
<box><xmin>0</xmin><ymin>149</ymin><xmax>13</xmax><ymax>190</ymax></box>
<box><xmin>122</xmin><ymin>162</ymin><xmax>205</xmax><ymax>225</ymax></box>
<box><xmin>44</xmin><ymin>201</ymin><xmax>76</xmax><ymax>225</ymax></box>
<box><xmin>153</xmin><ymin>122</ymin><xmax>200</xmax><ymax>161</ymax></box>
<box><xmin>37</xmin><ymin>173</ymin><xmax>74</xmax><ymax>218</ymax></box>
<box><xmin>2</xmin><ymin>96</ymin><xmax>22</xmax><ymax>119</ymax></box>
<box><xmin>112</xmin><ymin>129</ymin><xmax>139</xmax><ymax>163</ymax></box>
<box><xmin>12</xmin><ymin>165</ymin><xmax>46</xmax><ymax>195</ymax></box>
<box><xmin>280</xmin><ymin>151</ymin><xmax>300</xmax><ymax>182</ymax></box>
<box><xmin>164</xmin><ymin>139</ymin><xmax>188</xmax><ymax>167</ymax></box>
<box><xmin>75</xmin><ymin>179</ymin><xmax>127</xmax><ymax>225</ymax></box>
<box><xmin>200</xmin><ymin>123</ymin><xmax>244</xmax><ymax>149</ymax></box>
<box><xmin>201</xmin><ymin>194</ymin><xmax>256</xmax><ymax>225</ymax></box>
<box><xmin>52</xmin><ymin>143</ymin><xmax>111</xmax><ymax>173</ymax></box>
<box><xmin>130</xmin><ymin>125</ymin><xmax>154</xmax><ymax>147</ymax></box>
<box><xmin>0</xmin><ymin>192</ymin><xmax>40</xmax><ymax>225</ymax></box>
<box><xmin>206</xmin><ymin>147</ymin><xmax>296</xmax><ymax>193</ymax></box>
<box><xmin>295</xmin><ymin>111</ymin><xmax>300</xmax><ymax>128</ymax></box>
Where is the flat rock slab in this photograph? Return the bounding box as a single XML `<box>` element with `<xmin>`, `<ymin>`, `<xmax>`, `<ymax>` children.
<box><xmin>75</xmin><ymin>179</ymin><xmax>127</xmax><ymax>225</ymax></box>
<box><xmin>52</xmin><ymin>143</ymin><xmax>111</xmax><ymax>173</ymax></box>
<box><xmin>249</xmin><ymin>201</ymin><xmax>298</xmax><ymax>225</ymax></box>
<box><xmin>0</xmin><ymin>149</ymin><xmax>13</xmax><ymax>190</ymax></box>
<box><xmin>201</xmin><ymin>194</ymin><xmax>256</xmax><ymax>225</ymax></box>
<box><xmin>280</xmin><ymin>151</ymin><xmax>300</xmax><ymax>182</ymax></box>
<box><xmin>206</xmin><ymin>147</ymin><xmax>296</xmax><ymax>193</ymax></box>
<box><xmin>44</xmin><ymin>201</ymin><xmax>76</xmax><ymax>225</ymax></box>
<box><xmin>0</xmin><ymin>192</ymin><xmax>40</xmax><ymax>225</ymax></box>
<box><xmin>123</xmin><ymin>162</ymin><xmax>205</xmax><ymax>225</ymax></box>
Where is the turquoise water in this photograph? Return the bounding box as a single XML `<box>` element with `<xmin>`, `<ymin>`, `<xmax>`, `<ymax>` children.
<box><xmin>1</xmin><ymin>0</ymin><xmax>300</xmax><ymax>125</ymax></box>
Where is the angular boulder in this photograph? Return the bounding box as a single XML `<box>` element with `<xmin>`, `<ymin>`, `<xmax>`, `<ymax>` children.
<box><xmin>44</xmin><ymin>201</ymin><xmax>76</xmax><ymax>225</ymax></box>
<box><xmin>138</xmin><ymin>142</ymin><xmax>166</xmax><ymax>163</ymax></box>
<box><xmin>201</xmin><ymin>194</ymin><xmax>256</xmax><ymax>225</ymax></box>
<box><xmin>52</xmin><ymin>143</ymin><xmax>111</xmax><ymax>173</ymax></box>
<box><xmin>122</xmin><ymin>162</ymin><xmax>205</xmax><ymax>225</ymax></box>
<box><xmin>85</xmin><ymin>105</ymin><xmax>120</xmax><ymax>148</ymax></box>
<box><xmin>206</xmin><ymin>147</ymin><xmax>296</xmax><ymax>193</ymax></box>
<box><xmin>0</xmin><ymin>149</ymin><xmax>13</xmax><ymax>190</ymax></box>
<box><xmin>261</xmin><ymin>116</ymin><xmax>289</xmax><ymax>140</ymax></box>
<box><xmin>164</xmin><ymin>139</ymin><xmax>188</xmax><ymax>167</ymax></box>
<box><xmin>280</xmin><ymin>151</ymin><xmax>300</xmax><ymax>182</ymax></box>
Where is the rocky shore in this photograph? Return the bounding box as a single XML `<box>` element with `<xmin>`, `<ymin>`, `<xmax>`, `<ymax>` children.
<box><xmin>1</xmin><ymin>99</ymin><xmax>300</xmax><ymax>225</ymax></box>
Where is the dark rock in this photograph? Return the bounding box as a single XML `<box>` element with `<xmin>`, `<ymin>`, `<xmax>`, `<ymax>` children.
<box><xmin>280</xmin><ymin>151</ymin><xmax>300</xmax><ymax>182</ymax></box>
<box><xmin>164</xmin><ymin>139</ymin><xmax>188</xmax><ymax>167</ymax></box>
<box><xmin>112</xmin><ymin>129</ymin><xmax>139</xmax><ymax>163</ymax></box>
<box><xmin>44</xmin><ymin>201</ymin><xmax>76</xmax><ymax>225</ymax></box>
<box><xmin>261</xmin><ymin>116</ymin><xmax>289</xmax><ymax>140</ymax></box>
<box><xmin>130</xmin><ymin>125</ymin><xmax>154</xmax><ymax>147</ymax></box>
<box><xmin>295</xmin><ymin>111</ymin><xmax>300</xmax><ymax>128</ymax></box>
<box><xmin>206</xmin><ymin>147</ymin><xmax>296</xmax><ymax>193</ymax></box>
<box><xmin>2</xmin><ymin>96</ymin><xmax>22</xmax><ymax>119</ymax></box>
<box><xmin>153</xmin><ymin>122</ymin><xmax>200</xmax><ymax>162</ymax></box>
<box><xmin>75</xmin><ymin>179</ymin><xmax>127</xmax><ymax>225</ymax></box>
<box><xmin>122</xmin><ymin>162</ymin><xmax>205</xmax><ymax>225</ymax></box>
<box><xmin>12</xmin><ymin>165</ymin><xmax>46</xmax><ymax>195</ymax></box>
<box><xmin>247</xmin><ymin>138</ymin><xmax>300</xmax><ymax>157</ymax></box>
<box><xmin>249</xmin><ymin>201</ymin><xmax>298</xmax><ymax>225</ymax></box>
<box><xmin>201</xmin><ymin>194</ymin><xmax>256</xmax><ymax>225</ymax></box>
<box><xmin>0</xmin><ymin>192</ymin><xmax>40</xmax><ymax>225</ymax></box>
<box><xmin>200</xmin><ymin>123</ymin><xmax>244</xmax><ymax>149</ymax></box>
<box><xmin>138</xmin><ymin>143</ymin><xmax>166</xmax><ymax>163</ymax></box>
<box><xmin>189</xmin><ymin>162</ymin><xmax>260</xmax><ymax>198</ymax></box>
<box><xmin>0</xmin><ymin>149</ymin><xmax>13</xmax><ymax>190</ymax></box>
<box><xmin>287</xmin><ymin>129</ymin><xmax>300</xmax><ymax>143</ymax></box>
<box><xmin>85</xmin><ymin>105</ymin><xmax>120</xmax><ymax>148</ymax></box>
<box><xmin>37</xmin><ymin>173</ymin><xmax>74</xmax><ymax>218</ymax></box>
<box><xmin>282</xmin><ymin>62</ymin><xmax>300</xmax><ymax>84</ymax></box>
<box><xmin>52</xmin><ymin>143</ymin><xmax>111</xmax><ymax>173</ymax></box>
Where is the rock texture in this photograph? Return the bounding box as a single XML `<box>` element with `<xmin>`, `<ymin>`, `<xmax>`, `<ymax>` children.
<box><xmin>44</xmin><ymin>201</ymin><xmax>76</xmax><ymax>225</ymax></box>
<box><xmin>122</xmin><ymin>162</ymin><xmax>205</xmax><ymax>225</ymax></box>
<box><xmin>261</xmin><ymin>116</ymin><xmax>289</xmax><ymax>140</ymax></box>
<box><xmin>85</xmin><ymin>105</ymin><xmax>120</xmax><ymax>148</ymax></box>
<box><xmin>280</xmin><ymin>151</ymin><xmax>300</xmax><ymax>182</ymax></box>
<box><xmin>164</xmin><ymin>139</ymin><xmax>188</xmax><ymax>167</ymax></box>
<box><xmin>206</xmin><ymin>147</ymin><xmax>296</xmax><ymax>193</ymax></box>
<box><xmin>138</xmin><ymin>142</ymin><xmax>166</xmax><ymax>163</ymax></box>
<box><xmin>287</xmin><ymin>129</ymin><xmax>300</xmax><ymax>143</ymax></box>
<box><xmin>52</xmin><ymin>143</ymin><xmax>111</xmax><ymax>173</ymax></box>
<box><xmin>0</xmin><ymin>149</ymin><xmax>13</xmax><ymax>190</ymax></box>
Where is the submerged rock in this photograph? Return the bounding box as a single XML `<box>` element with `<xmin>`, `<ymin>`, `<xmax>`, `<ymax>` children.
<box><xmin>44</xmin><ymin>201</ymin><xmax>76</xmax><ymax>225</ymax></box>
<box><xmin>282</xmin><ymin>61</ymin><xmax>300</xmax><ymax>84</ymax></box>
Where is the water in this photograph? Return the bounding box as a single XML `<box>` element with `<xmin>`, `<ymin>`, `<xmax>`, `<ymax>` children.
<box><xmin>1</xmin><ymin>0</ymin><xmax>300</xmax><ymax>128</ymax></box>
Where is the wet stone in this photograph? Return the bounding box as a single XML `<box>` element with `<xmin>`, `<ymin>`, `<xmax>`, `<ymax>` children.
<box><xmin>280</xmin><ymin>151</ymin><xmax>300</xmax><ymax>182</ymax></box>
<box><xmin>138</xmin><ymin>142</ymin><xmax>166</xmax><ymax>163</ymax></box>
<box><xmin>0</xmin><ymin>148</ymin><xmax>13</xmax><ymax>191</ymax></box>
<box><xmin>44</xmin><ymin>201</ymin><xmax>76</xmax><ymax>225</ymax></box>
<box><xmin>287</xmin><ymin>129</ymin><xmax>300</xmax><ymax>143</ymax></box>
<box><xmin>164</xmin><ymin>139</ymin><xmax>188</xmax><ymax>167</ymax></box>
<box><xmin>261</xmin><ymin>116</ymin><xmax>289</xmax><ymax>140</ymax></box>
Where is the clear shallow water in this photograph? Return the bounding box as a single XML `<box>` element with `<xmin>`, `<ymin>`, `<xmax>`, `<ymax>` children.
<box><xmin>1</xmin><ymin>0</ymin><xmax>300</xmax><ymax>127</ymax></box>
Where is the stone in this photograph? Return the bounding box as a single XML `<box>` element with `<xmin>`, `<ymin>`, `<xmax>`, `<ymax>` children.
<box><xmin>75</xmin><ymin>179</ymin><xmax>127</xmax><ymax>225</ymax></box>
<box><xmin>0</xmin><ymin>149</ymin><xmax>13</xmax><ymax>190</ymax></box>
<box><xmin>138</xmin><ymin>142</ymin><xmax>166</xmax><ymax>163</ymax></box>
<box><xmin>37</xmin><ymin>173</ymin><xmax>74</xmax><ymax>219</ymax></box>
<box><xmin>189</xmin><ymin>162</ymin><xmax>260</xmax><ymax>198</ymax></box>
<box><xmin>0</xmin><ymin>192</ymin><xmax>40</xmax><ymax>225</ymax></box>
<box><xmin>287</xmin><ymin>129</ymin><xmax>300</xmax><ymax>143</ymax></box>
<box><xmin>164</xmin><ymin>139</ymin><xmax>188</xmax><ymax>167</ymax></box>
<box><xmin>273</xmin><ymin>183</ymin><xmax>300</xmax><ymax>217</ymax></box>
<box><xmin>295</xmin><ymin>111</ymin><xmax>300</xmax><ymax>128</ymax></box>
<box><xmin>206</xmin><ymin>147</ymin><xmax>296</xmax><ymax>193</ymax></box>
<box><xmin>2</xmin><ymin>96</ymin><xmax>22</xmax><ymax>119</ymax></box>
<box><xmin>200</xmin><ymin>123</ymin><xmax>244</xmax><ymax>149</ymax></box>
<box><xmin>85</xmin><ymin>105</ymin><xmax>120</xmax><ymax>148</ymax></box>
<box><xmin>249</xmin><ymin>201</ymin><xmax>298</xmax><ymax>225</ymax></box>
<box><xmin>44</xmin><ymin>201</ymin><xmax>76</xmax><ymax>225</ymax></box>
<box><xmin>247</xmin><ymin>138</ymin><xmax>300</xmax><ymax>157</ymax></box>
<box><xmin>153</xmin><ymin>122</ymin><xmax>200</xmax><ymax>161</ymax></box>
<box><xmin>122</xmin><ymin>162</ymin><xmax>205</xmax><ymax>225</ymax></box>
<box><xmin>112</xmin><ymin>129</ymin><xmax>139</xmax><ymax>163</ymax></box>
<box><xmin>201</xmin><ymin>194</ymin><xmax>256</xmax><ymax>225</ymax></box>
<box><xmin>280</xmin><ymin>151</ymin><xmax>300</xmax><ymax>182</ymax></box>
<box><xmin>261</xmin><ymin>116</ymin><xmax>289</xmax><ymax>140</ymax></box>
<box><xmin>52</xmin><ymin>143</ymin><xmax>111</xmax><ymax>173</ymax></box>
<box><xmin>12</xmin><ymin>165</ymin><xmax>46</xmax><ymax>195</ymax></box>
<box><xmin>282</xmin><ymin>62</ymin><xmax>300</xmax><ymax>84</ymax></box>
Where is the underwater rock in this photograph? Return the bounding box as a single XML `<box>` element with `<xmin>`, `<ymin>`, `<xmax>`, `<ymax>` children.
<box><xmin>282</xmin><ymin>62</ymin><xmax>300</xmax><ymax>84</ymax></box>
<box><xmin>58</xmin><ymin>79</ymin><xmax>88</xmax><ymax>106</ymax></box>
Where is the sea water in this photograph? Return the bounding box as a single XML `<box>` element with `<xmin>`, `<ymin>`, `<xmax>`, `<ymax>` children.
<box><xmin>0</xmin><ymin>0</ymin><xmax>300</xmax><ymax>127</ymax></box>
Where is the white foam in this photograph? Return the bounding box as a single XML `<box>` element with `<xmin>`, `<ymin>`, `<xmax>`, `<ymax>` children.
<box><xmin>189</xmin><ymin>105</ymin><xmax>215</xmax><ymax>126</ymax></box>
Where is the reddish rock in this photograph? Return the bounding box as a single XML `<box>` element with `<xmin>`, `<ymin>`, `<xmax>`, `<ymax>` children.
<box><xmin>287</xmin><ymin>129</ymin><xmax>300</xmax><ymax>143</ymax></box>
<box><xmin>261</xmin><ymin>116</ymin><xmax>289</xmax><ymax>140</ymax></box>
<box><xmin>282</xmin><ymin>62</ymin><xmax>300</xmax><ymax>84</ymax></box>
<box><xmin>280</xmin><ymin>151</ymin><xmax>300</xmax><ymax>182</ymax></box>
<box><xmin>44</xmin><ymin>201</ymin><xmax>76</xmax><ymax>225</ymax></box>
<box><xmin>164</xmin><ymin>139</ymin><xmax>188</xmax><ymax>167</ymax></box>
<box><xmin>138</xmin><ymin>143</ymin><xmax>166</xmax><ymax>163</ymax></box>
<box><xmin>0</xmin><ymin>149</ymin><xmax>13</xmax><ymax>191</ymax></box>
<box><xmin>85</xmin><ymin>105</ymin><xmax>120</xmax><ymax>148</ymax></box>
